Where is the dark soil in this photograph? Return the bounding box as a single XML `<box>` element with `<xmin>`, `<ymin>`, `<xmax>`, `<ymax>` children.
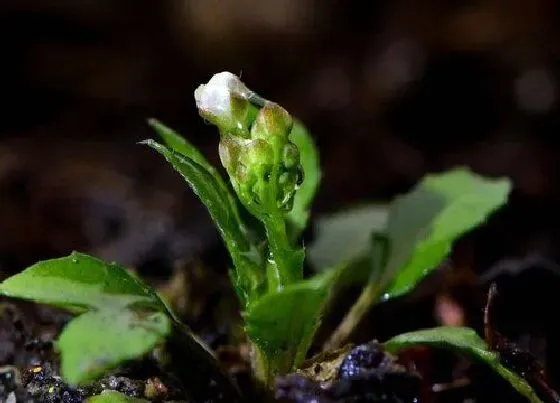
<box><xmin>0</xmin><ymin>300</ymin><xmax>188</xmax><ymax>402</ymax></box>
<box><xmin>276</xmin><ymin>341</ymin><xmax>422</xmax><ymax>403</ymax></box>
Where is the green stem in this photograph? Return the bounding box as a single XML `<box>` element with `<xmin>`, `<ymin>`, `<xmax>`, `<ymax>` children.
<box><xmin>262</xmin><ymin>215</ymin><xmax>302</xmax><ymax>291</ymax></box>
<box><xmin>323</xmin><ymin>232</ymin><xmax>389</xmax><ymax>351</ymax></box>
<box><xmin>323</xmin><ymin>281</ymin><xmax>382</xmax><ymax>351</ymax></box>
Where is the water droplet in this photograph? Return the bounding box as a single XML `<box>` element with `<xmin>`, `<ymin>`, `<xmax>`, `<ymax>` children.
<box><xmin>109</xmin><ymin>261</ymin><xmax>117</xmax><ymax>267</ymax></box>
<box><xmin>380</xmin><ymin>293</ymin><xmax>390</xmax><ymax>302</ymax></box>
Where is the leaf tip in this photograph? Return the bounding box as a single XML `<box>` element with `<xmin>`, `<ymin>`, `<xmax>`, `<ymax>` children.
<box><xmin>137</xmin><ymin>139</ymin><xmax>156</xmax><ymax>148</ymax></box>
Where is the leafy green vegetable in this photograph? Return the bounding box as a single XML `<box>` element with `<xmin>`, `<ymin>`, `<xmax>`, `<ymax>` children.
<box><xmin>59</xmin><ymin>310</ymin><xmax>170</xmax><ymax>384</ymax></box>
<box><xmin>380</xmin><ymin>167</ymin><xmax>511</xmax><ymax>299</ymax></box>
<box><xmin>384</xmin><ymin>327</ymin><xmax>543</xmax><ymax>403</ymax></box>
<box><xmin>286</xmin><ymin>120</ymin><xmax>321</xmax><ymax>239</ymax></box>
<box><xmin>87</xmin><ymin>391</ymin><xmax>149</xmax><ymax>402</ymax></box>
<box><xmin>244</xmin><ymin>274</ymin><xmax>334</xmax><ymax>379</ymax></box>
<box><xmin>141</xmin><ymin>139</ymin><xmax>264</xmax><ymax>304</ymax></box>
<box><xmin>307</xmin><ymin>204</ymin><xmax>388</xmax><ymax>272</ymax></box>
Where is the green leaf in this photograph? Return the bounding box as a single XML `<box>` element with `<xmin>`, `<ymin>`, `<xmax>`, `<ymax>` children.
<box><xmin>0</xmin><ymin>252</ymin><xmax>175</xmax><ymax>385</ymax></box>
<box><xmin>0</xmin><ymin>252</ymin><xmax>234</xmax><ymax>395</ymax></box>
<box><xmin>87</xmin><ymin>390</ymin><xmax>149</xmax><ymax>402</ymax></box>
<box><xmin>148</xmin><ymin>118</ymin><xmax>209</xmax><ymax>167</ymax></box>
<box><xmin>148</xmin><ymin>118</ymin><xmax>244</xmax><ymax>228</ymax></box>
<box><xmin>307</xmin><ymin>204</ymin><xmax>389</xmax><ymax>271</ymax></box>
<box><xmin>287</xmin><ymin>120</ymin><xmax>321</xmax><ymax>238</ymax></box>
<box><xmin>381</xmin><ymin>167</ymin><xmax>511</xmax><ymax>299</ymax></box>
<box><xmin>60</xmin><ymin>309</ymin><xmax>171</xmax><ymax>384</ymax></box>
<box><xmin>141</xmin><ymin>139</ymin><xmax>264</xmax><ymax>303</ymax></box>
<box><xmin>0</xmin><ymin>252</ymin><xmax>166</xmax><ymax>312</ymax></box>
<box><xmin>244</xmin><ymin>275</ymin><xmax>334</xmax><ymax>377</ymax></box>
<box><xmin>384</xmin><ymin>327</ymin><xmax>543</xmax><ymax>403</ymax></box>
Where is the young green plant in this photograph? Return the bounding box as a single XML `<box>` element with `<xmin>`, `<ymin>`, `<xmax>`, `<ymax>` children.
<box><xmin>0</xmin><ymin>71</ymin><xmax>546</xmax><ymax>403</ymax></box>
<box><xmin>144</xmin><ymin>72</ymin><xmax>326</xmax><ymax>383</ymax></box>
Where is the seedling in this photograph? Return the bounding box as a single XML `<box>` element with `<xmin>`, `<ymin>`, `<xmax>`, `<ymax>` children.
<box><xmin>0</xmin><ymin>71</ymin><xmax>550</xmax><ymax>402</ymax></box>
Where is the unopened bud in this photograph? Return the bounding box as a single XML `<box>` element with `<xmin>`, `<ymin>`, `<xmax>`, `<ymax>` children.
<box><xmin>194</xmin><ymin>71</ymin><xmax>252</xmax><ymax>138</ymax></box>
<box><xmin>194</xmin><ymin>72</ymin><xmax>304</xmax><ymax>217</ymax></box>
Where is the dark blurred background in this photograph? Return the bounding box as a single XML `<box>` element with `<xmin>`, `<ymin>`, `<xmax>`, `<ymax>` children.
<box><xmin>2</xmin><ymin>0</ymin><xmax>560</xmax><ymax>275</ymax></box>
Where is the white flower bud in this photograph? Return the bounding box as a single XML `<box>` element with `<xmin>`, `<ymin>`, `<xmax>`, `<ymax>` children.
<box><xmin>194</xmin><ymin>71</ymin><xmax>250</xmax><ymax>121</ymax></box>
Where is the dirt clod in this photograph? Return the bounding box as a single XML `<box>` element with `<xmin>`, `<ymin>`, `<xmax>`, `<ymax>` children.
<box><xmin>276</xmin><ymin>341</ymin><xmax>421</xmax><ymax>402</ymax></box>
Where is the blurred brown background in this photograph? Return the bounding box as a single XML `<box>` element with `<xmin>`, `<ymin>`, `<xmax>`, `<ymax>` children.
<box><xmin>2</xmin><ymin>0</ymin><xmax>560</xmax><ymax>275</ymax></box>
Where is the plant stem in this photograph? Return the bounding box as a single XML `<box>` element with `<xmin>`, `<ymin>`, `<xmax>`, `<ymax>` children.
<box><xmin>323</xmin><ymin>232</ymin><xmax>390</xmax><ymax>351</ymax></box>
<box><xmin>323</xmin><ymin>281</ymin><xmax>381</xmax><ymax>351</ymax></box>
<box><xmin>250</xmin><ymin>343</ymin><xmax>271</xmax><ymax>385</ymax></box>
<box><xmin>262</xmin><ymin>215</ymin><xmax>302</xmax><ymax>291</ymax></box>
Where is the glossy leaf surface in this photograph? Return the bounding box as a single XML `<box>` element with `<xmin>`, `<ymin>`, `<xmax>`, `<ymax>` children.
<box><xmin>381</xmin><ymin>167</ymin><xmax>511</xmax><ymax>299</ymax></box>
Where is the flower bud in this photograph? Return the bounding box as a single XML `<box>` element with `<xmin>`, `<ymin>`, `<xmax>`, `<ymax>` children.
<box><xmin>194</xmin><ymin>71</ymin><xmax>252</xmax><ymax>138</ymax></box>
<box><xmin>194</xmin><ymin>72</ymin><xmax>304</xmax><ymax>217</ymax></box>
<box><xmin>250</xmin><ymin>104</ymin><xmax>293</xmax><ymax>141</ymax></box>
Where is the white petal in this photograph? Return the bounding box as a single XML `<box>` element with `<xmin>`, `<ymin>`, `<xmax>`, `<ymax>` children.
<box><xmin>194</xmin><ymin>72</ymin><xmax>248</xmax><ymax>118</ymax></box>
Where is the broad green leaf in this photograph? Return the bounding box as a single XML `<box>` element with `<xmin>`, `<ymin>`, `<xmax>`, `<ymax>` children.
<box><xmin>287</xmin><ymin>120</ymin><xmax>321</xmax><ymax>238</ymax></box>
<box><xmin>142</xmin><ymin>139</ymin><xmax>264</xmax><ymax>303</ymax></box>
<box><xmin>307</xmin><ymin>204</ymin><xmax>389</xmax><ymax>271</ymax></box>
<box><xmin>59</xmin><ymin>309</ymin><xmax>170</xmax><ymax>384</ymax></box>
<box><xmin>0</xmin><ymin>252</ymin><xmax>226</xmax><ymax>390</ymax></box>
<box><xmin>244</xmin><ymin>274</ymin><xmax>334</xmax><ymax>377</ymax></box>
<box><xmin>87</xmin><ymin>391</ymin><xmax>149</xmax><ymax>402</ymax></box>
<box><xmin>381</xmin><ymin>167</ymin><xmax>511</xmax><ymax>299</ymax></box>
<box><xmin>0</xmin><ymin>252</ymin><xmax>166</xmax><ymax>312</ymax></box>
<box><xmin>384</xmin><ymin>327</ymin><xmax>543</xmax><ymax>403</ymax></box>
